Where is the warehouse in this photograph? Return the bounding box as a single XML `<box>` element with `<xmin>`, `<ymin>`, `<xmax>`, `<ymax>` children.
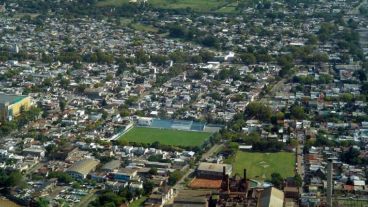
<box><xmin>196</xmin><ymin>162</ymin><xmax>232</xmax><ymax>179</ymax></box>
<box><xmin>66</xmin><ymin>159</ymin><xmax>100</xmax><ymax>179</ymax></box>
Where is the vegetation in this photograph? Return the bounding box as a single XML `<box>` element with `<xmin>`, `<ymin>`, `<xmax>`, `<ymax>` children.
<box><xmin>0</xmin><ymin>107</ymin><xmax>42</xmax><ymax>137</ymax></box>
<box><xmin>97</xmin><ymin>0</ymin><xmax>231</xmax><ymax>13</ymax></box>
<box><xmin>244</xmin><ymin>102</ymin><xmax>272</xmax><ymax>122</ymax></box>
<box><xmin>118</xmin><ymin>127</ymin><xmax>211</xmax><ymax>147</ymax></box>
<box><xmin>168</xmin><ymin>169</ymin><xmax>185</xmax><ymax>186</ymax></box>
<box><xmin>0</xmin><ymin>169</ymin><xmax>26</xmax><ymax>190</ymax></box>
<box><xmin>48</xmin><ymin>172</ymin><xmax>74</xmax><ymax>184</ymax></box>
<box><xmin>232</xmin><ymin>151</ymin><xmax>295</xmax><ymax>180</ymax></box>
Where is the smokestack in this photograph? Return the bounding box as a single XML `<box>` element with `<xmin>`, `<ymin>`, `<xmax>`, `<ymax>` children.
<box><xmin>223</xmin><ymin>166</ymin><xmax>226</xmax><ymax>179</ymax></box>
<box><xmin>244</xmin><ymin>169</ymin><xmax>247</xmax><ymax>180</ymax></box>
<box><xmin>227</xmin><ymin>175</ymin><xmax>230</xmax><ymax>192</ymax></box>
<box><xmin>327</xmin><ymin>160</ymin><xmax>333</xmax><ymax>207</ymax></box>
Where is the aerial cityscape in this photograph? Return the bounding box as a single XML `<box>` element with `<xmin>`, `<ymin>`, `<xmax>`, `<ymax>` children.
<box><xmin>0</xmin><ymin>0</ymin><xmax>367</xmax><ymax>206</ymax></box>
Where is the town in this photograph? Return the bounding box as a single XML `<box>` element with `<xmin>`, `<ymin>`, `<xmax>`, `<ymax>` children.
<box><xmin>0</xmin><ymin>0</ymin><xmax>367</xmax><ymax>206</ymax></box>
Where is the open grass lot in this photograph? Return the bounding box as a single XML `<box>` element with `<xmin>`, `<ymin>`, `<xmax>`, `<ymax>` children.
<box><xmin>119</xmin><ymin>127</ymin><xmax>212</xmax><ymax>147</ymax></box>
<box><xmin>97</xmin><ymin>0</ymin><xmax>235</xmax><ymax>12</ymax></box>
<box><xmin>232</xmin><ymin>151</ymin><xmax>295</xmax><ymax>180</ymax></box>
<box><xmin>130</xmin><ymin>196</ymin><xmax>147</xmax><ymax>207</ymax></box>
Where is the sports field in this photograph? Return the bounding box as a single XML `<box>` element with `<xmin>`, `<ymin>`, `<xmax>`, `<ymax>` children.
<box><xmin>119</xmin><ymin>127</ymin><xmax>212</xmax><ymax>147</ymax></box>
<box><xmin>97</xmin><ymin>0</ymin><xmax>235</xmax><ymax>12</ymax></box>
<box><xmin>232</xmin><ymin>151</ymin><xmax>295</xmax><ymax>180</ymax></box>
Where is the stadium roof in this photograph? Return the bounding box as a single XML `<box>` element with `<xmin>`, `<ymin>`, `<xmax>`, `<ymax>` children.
<box><xmin>66</xmin><ymin>159</ymin><xmax>100</xmax><ymax>176</ymax></box>
<box><xmin>0</xmin><ymin>94</ymin><xmax>28</xmax><ymax>105</ymax></box>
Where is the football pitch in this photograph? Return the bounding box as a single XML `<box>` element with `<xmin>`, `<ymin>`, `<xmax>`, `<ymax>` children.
<box><xmin>232</xmin><ymin>151</ymin><xmax>296</xmax><ymax>180</ymax></box>
<box><xmin>119</xmin><ymin>127</ymin><xmax>212</xmax><ymax>147</ymax></box>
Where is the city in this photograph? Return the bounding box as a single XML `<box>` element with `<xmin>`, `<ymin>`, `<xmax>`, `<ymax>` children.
<box><xmin>0</xmin><ymin>0</ymin><xmax>367</xmax><ymax>206</ymax></box>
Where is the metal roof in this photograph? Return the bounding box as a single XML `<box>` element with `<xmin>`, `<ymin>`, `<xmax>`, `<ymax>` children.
<box><xmin>0</xmin><ymin>94</ymin><xmax>28</xmax><ymax>105</ymax></box>
<box><xmin>66</xmin><ymin>159</ymin><xmax>100</xmax><ymax>176</ymax></box>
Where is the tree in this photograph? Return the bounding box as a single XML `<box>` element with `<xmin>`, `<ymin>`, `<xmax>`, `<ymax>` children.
<box><xmin>354</xmin><ymin>70</ymin><xmax>367</xmax><ymax>81</ymax></box>
<box><xmin>6</xmin><ymin>171</ymin><xmax>25</xmax><ymax>188</ymax></box>
<box><xmin>294</xmin><ymin>174</ymin><xmax>302</xmax><ymax>188</ymax></box>
<box><xmin>149</xmin><ymin>168</ymin><xmax>158</xmax><ymax>175</ymax></box>
<box><xmin>59</xmin><ymin>100</ymin><xmax>67</xmax><ymax>111</ymax></box>
<box><xmin>290</xmin><ymin>105</ymin><xmax>305</xmax><ymax>120</ymax></box>
<box><xmin>245</xmin><ymin>102</ymin><xmax>272</xmax><ymax>122</ymax></box>
<box><xmin>270</xmin><ymin>173</ymin><xmax>283</xmax><ymax>188</ymax></box>
<box><xmin>35</xmin><ymin>198</ymin><xmax>49</xmax><ymax>207</ymax></box>
<box><xmin>48</xmin><ymin>172</ymin><xmax>74</xmax><ymax>184</ymax></box>
<box><xmin>143</xmin><ymin>180</ymin><xmax>154</xmax><ymax>195</ymax></box>
<box><xmin>340</xmin><ymin>147</ymin><xmax>362</xmax><ymax>165</ymax></box>
<box><xmin>362</xmin><ymin>82</ymin><xmax>368</xmax><ymax>95</ymax></box>
<box><xmin>168</xmin><ymin>170</ymin><xmax>184</xmax><ymax>186</ymax></box>
<box><xmin>240</xmin><ymin>53</ymin><xmax>256</xmax><ymax>65</ymax></box>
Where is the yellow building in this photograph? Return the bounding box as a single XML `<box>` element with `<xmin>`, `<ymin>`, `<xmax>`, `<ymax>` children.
<box><xmin>0</xmin><ymin>94</ymin><xmax>31</xmax><ymax>121</ymax></box>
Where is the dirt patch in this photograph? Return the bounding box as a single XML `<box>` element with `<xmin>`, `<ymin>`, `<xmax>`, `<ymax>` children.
<box><xmin>190</xmin><ymin>178</ymin><xmax>222</xmax><ymax>189</ymax></box>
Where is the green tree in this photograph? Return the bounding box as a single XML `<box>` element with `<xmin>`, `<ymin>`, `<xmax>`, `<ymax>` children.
<box><xmin>245</xmin><ymin>102</ymin><xmax>272</xmax><ymax>121</ymax></box>
<box><xmin>270</xmin><ymin>172</ymin><xmax>283</xmax><ymax>188</ymax></box>
<box><xmin>290</xmin><ymin>105</ymin><xmax>305</xmax><ymax>120</ymax></box>
<box><xmin>240</xmin><ymin>53</ymin><xmax>256</xmax><ymax>65</ymax></box>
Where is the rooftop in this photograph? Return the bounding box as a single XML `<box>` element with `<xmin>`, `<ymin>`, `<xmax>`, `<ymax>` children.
<box><xmin>197</xmin><ymin>162</ymin><xmax>232</xmax><ymax>173</ymax></box>
<box><xmin>66</xmin><ymin>159</ymin><xmax>100</xmax><ymax>176</ymax></box>
<box><xmin>0</xmin><ymin>94</ymin><xmax>28</xmax><ymax>105</ymax></box>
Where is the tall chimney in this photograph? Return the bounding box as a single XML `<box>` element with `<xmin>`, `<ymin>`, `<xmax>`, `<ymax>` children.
<box><xmin>227</xmin><ymin>175</ymin><xmax>230</xmax><ymax>192</ymax></box>
<box><xmin>327</xmin><ymin>160</ymin><xmax>333</xmax><ymax>207</ymax></box>
<box><xmin>223</xmin><ymin>166</ymin><xmax>226</xmax><ymax>179</ymax></box>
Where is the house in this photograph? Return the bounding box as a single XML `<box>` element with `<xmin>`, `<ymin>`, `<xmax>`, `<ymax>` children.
<box><xmin>110</xmin><ymin>168</ymin><xmax>138</xmax><ymax>182</ymax></box>
<box><xmin>145</xmin><ymin>186</ymin><xmax>175</xmax><ymax>207</ymax></box>
<box><xmin>23</xmin><ymin>146</ymin><xmax>46</xmax><ymax>158</ymax></box>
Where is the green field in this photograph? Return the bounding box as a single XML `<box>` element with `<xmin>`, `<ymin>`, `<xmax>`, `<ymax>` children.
<box><xmin>97</xmin><ymin>0</ymin><xmax>236</xmax><ymax>12</ymax></box>
<box><xmin>232</xmin><ymin>151</ymin><xmax>295</xmax><ymax>180</ymax></box>
<box><xmin>119</xmin><ymin>127</ymin><xmax>212</xmax><ymax>147</ymax></box>
<box><xmin>130</xmin><ymin>196</ymin><xmax>147</xmax><ymax>207</ymax></box>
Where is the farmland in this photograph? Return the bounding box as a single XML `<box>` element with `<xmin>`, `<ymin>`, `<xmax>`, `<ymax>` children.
<box><xmin>119</xmin><ymin>127</ymin><xmax>212</xmax><ymax>147</ymax></box>
<box><xmin>232</xmin><ymin>151</ymin><xmax>296</xmax><ymax>180</ymax></box>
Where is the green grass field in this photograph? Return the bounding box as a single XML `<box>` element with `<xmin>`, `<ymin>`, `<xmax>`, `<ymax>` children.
<box><xmin>130</xmin><ymin>196</ymin><xmax>147</xmax><ymax>207</ymax></box>
<box><xmin>97</xmin><ymin>0</ymin><xmax>235</xmax><ymax>12</ymax></box>
<box><xmin>232</xmin><ymin>151</ymin><xmax>295</xmax><ymax>180</ymax></box>
<box><xmin>119</xmin><ymin>127</ymin><xmax>212</xmax><ymax>147</ymax></box>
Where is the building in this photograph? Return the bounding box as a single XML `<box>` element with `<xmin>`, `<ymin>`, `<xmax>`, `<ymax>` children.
<box><xmin>101</xmin><ymin>160</ymin><xmax>121</xmax><ymax>172</ymax></box>
<box><xmin>23</xmin><ymin>146</ymin><xmax>46</xmax><ymax>158</ymax></box>
<box><xmin>110</xmin><ymin>168</ymin><xmax>138</xmax><ymax>182</ymax></box>
<box><xmin>258</xmin><ymin>187</ymin><xmax>284</xmax><ymax>207</ymax></box>
<box><xmin>0</xmin><ymin>94</ymin><xmax>31</xmax><ymax>121</ymax></box>
<box><xmin>196</xmin><ymin>162</ymin><xmax>232</xmax><ymax>179</ymax></box>
<box><xmin>66</xmin><ymin>159</ymin><xmax>100</xmax><ymax>179</ymax></box>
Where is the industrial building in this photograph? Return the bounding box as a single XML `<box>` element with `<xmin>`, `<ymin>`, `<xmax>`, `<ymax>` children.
<box><xmin>0</xmin><ymin>94</ymin><xmax>31</xmax><ymax>121</ymax></box>
<box><xmin>66</xmin><ymin>159</ymin><xmax>100</xmax><ymax>179</ymax></box>
<box><xmin>196</xmin><ymin>162</ymin><xmax>232</xmax><ymax>179</ymax></box>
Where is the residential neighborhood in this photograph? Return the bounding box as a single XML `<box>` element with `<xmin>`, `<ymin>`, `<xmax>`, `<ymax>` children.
<box><xmin>0</xmin><ymin>0</ymin><xmax>367</xmax><ymax>206</ymax></box>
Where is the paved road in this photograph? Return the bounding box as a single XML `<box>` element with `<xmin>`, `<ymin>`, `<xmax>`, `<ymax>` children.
<box><xmin>201</xmin><ymin>144</ymin><xmax>223</xmax><ymax>161</ymax></box>
<box><xmin>75</xmin><ymin>190</ymin><xmax>97</xmax><ymax>207</ymax></box>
